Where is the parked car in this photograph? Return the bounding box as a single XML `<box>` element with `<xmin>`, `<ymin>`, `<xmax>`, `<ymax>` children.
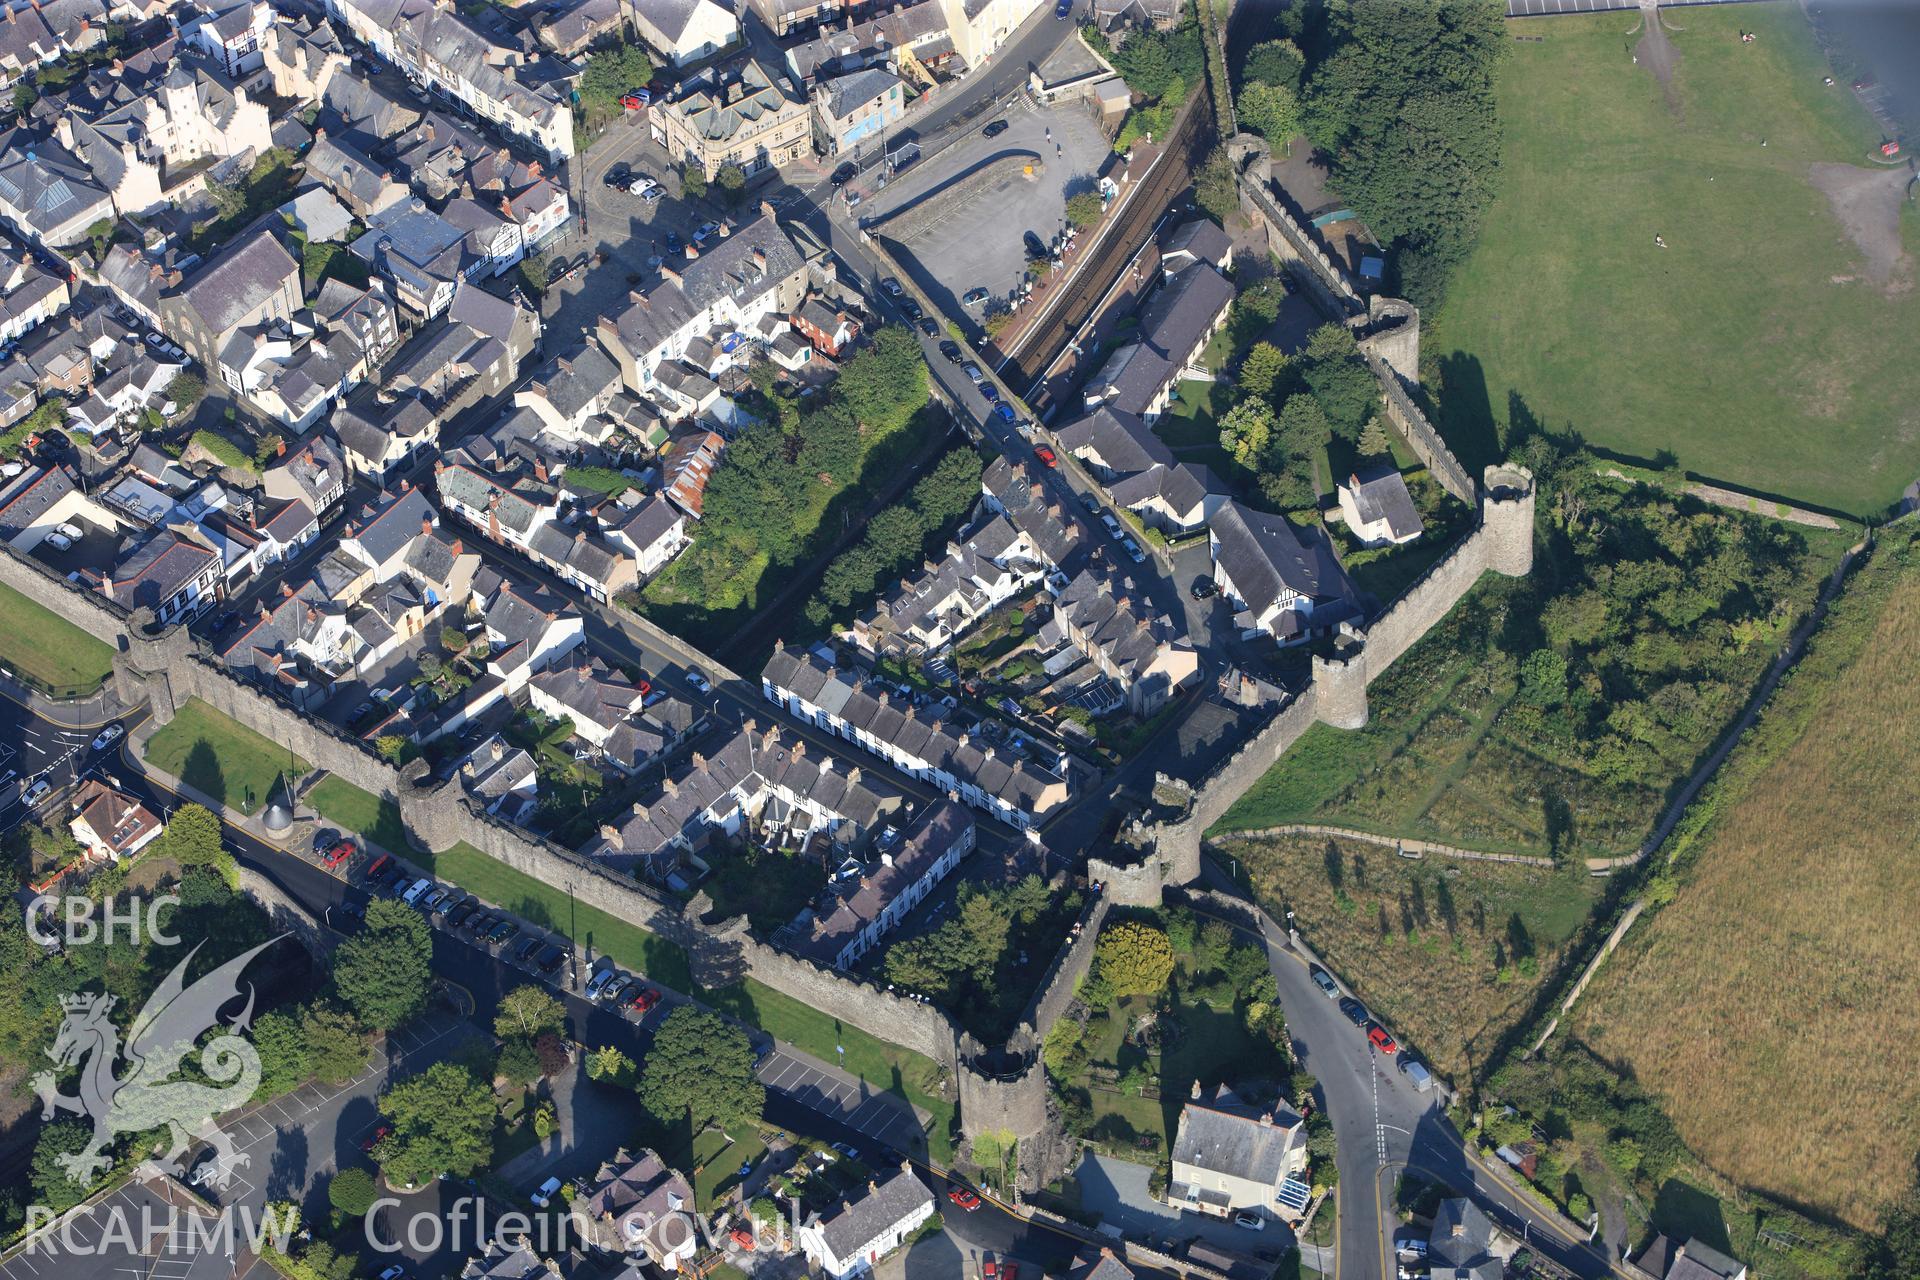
<box><xmin>982</xmin><ymin>120</ymin><xmax>1009</xmax><ymax>139</ymax></box>
<box><xmin>535</xmin><ymin>944</ymin><xmax>567</xmax><ymax>974</ymax></box>
<box><xmin>1080</xmin><ymin>491</ymin><xmax>1101</xmax><ymax>513</ymax></box>
<box><xmin>401</xmin><ymin>878</ymin><xmax>433</xmax><ymax>905</ymax></box>
<box><xmin>1055</xmin><ymin>0</ymin><xmax>1072</xmax><ymax>15</ymax></box>
<box><xmin>962</xmin><ymin>362</ymin><xmax>985</xmax><ymax>383</ymax></box>
<box><xmin>321</xmin><ymin>840</ymin><xmax>355</xmax><ymax>870</ymax></box>
<box><xmin>489</xmin><ymin>918</ymin><xmax>520</xmax><ymax>946</ymax></box>
<box><xmin>445</xmin><ymin>897</ymin><xmax>478</xmax><ymax>928</ymax></box>
<box><xmin>730</xmin><ymin>1226</ymin><xmax>755</xmax><ymax>1250</ymax></box>
<box><xmin>360</xmin><ymin>1124</ymin><xmax>391</xmax><ymax>1153</ymax></box>
<box><xmin>897</xmin><ymin>295</ymin><xmax>922</xmax><ymax>321</ymax></box>
<box><xmin>961</xmin><ymin>287</ymin><xmax>990</xmax><ymax>307</ymax></box>
<box><xmin>43</xmin><ymin>532</ymin><xmax>70</xmax><ymax>551</ymax></box>
<box><xmin>664</xmin><ymin>232</ymin><xmax>683</xmax><ymax>252</ymax></box>
<box><xmin>604</xmin><ymin>165</ymin><xmax>630</xmax><ymax>188</ymax></box>
<box><xmin>830</xmin><ymin>162</ymin><xmax>857</xmax><ymax>186</ymax></box>
<box><xmin>938</xmin><ymin>339</ymin><xmax>963</xmax><ymax>364</ymax></box>
<box><xmin>1309</xmin><ymin>964</ymin><xmax>1338</xmax><ymax>997</ymax></box>
<box><xmin>1338</xmin><ymin>996</ymin><xmax>1369</xmax><ymax>1027</ymax></box>
<box><xmin>376</xmin><ymin>1266</ymin><xmax>407</xmax><ymax>1280</ymax></box>
<box><xmin>362</xmin><ymin>854</ymin><xmax>392</xmax><ymax>882</ymax></box>
<box><xmin>879</xmin><ymin>276</ymin><xmax>904</xmax><ymax>296</ymax></box>
<box><xmin>1399</xmin><ymin>1057</ymin><xmax>1433</xmax><ymax>1091</ymax></box>
<box><xmin>979</xmin><ymin>382</ymin><xmax>999</xmax><ymax>404</ymax></box>
<box><xmin>421</xmin><ymin>887</ymin><xmax>451</xmax><ymax>914</ymax></box>
<box><xmin>55</xmin><ymin>522</ymin><xmax>82</xmax><ymax>541</ymax></box>
<box><xmin>23</xmin><ymin>779</ymin><xmax>50</xmax><ymax>807</ymax></box>
<box><xmin>683</xmin><ymin>668</ymin><xmax>712</xmax><ymax>694</ymax></box>
<box><xmin>90</xmin><ymin>724</ymin><xmax>123</xmax><ymax>752</ymax></box>
<box><xmin>584</xmin><ymin>966</ymin><xmax>618</xmax><ymax>999</ymax></box>
<box><xmin>530</xmin><ymin>1176</ymin><xmax>562</xmax><ymax>1208</ymax></box>
<box><xmin>992</xmin><ymin>402</ymin><xmax>1018</xmax><ymax>424</ymax></box>
<box><xmin>917</xmin><ymin>316</ymin><xmax>939</xmax><ymax>337</ymax></box>
<box><xmin>1234</xmin><ymin>1211</ymin><xmax>1267</xmax><ymax>1231</ymax></box>
<box><xmin>466</xmin><ymin>910</ymin><xmax>496</xmax><ymax>935</ymax></box>
<box><xmin>693</xmin><ymin>220</ymin><xmax>720</xmax><ymax>243</ymax></box>
<box><xmin>619</xmin><ymin>91</ymin><xmax>646</xmax><ymax>110</ymax></box>
<box><xmin>1034</xmin><ymin>445</ymin><xmax>1058</xmax><ymax>467</ymax></box>
<box><xmin>1121</xmin><ymin>537</ymin><xmax>1145</xmax><ymax>563</ymax></box>
<box><xmin>831</xmin><ymin>1142</ymin><xmax>858</xmax><ymax>1160</ymax></box>
<box><xmin>1100</xmin><ymin>513</ymin><xmax>1123</xmax><ymax>537</ymax></box>
<box><xmin>948</xmin><ymin>1186</ymin><xmax>982</xmax><ymax>1211</ymax></box>
<box><xmin>513</xmin><ymin>935</ymin><xmax>543</xmax><ymax>963</ymax></box>
<box><xmin>638</xmin><ymin>183</ymin><xmax>664</xmax><ymax>203</ymax></box>
<box><xmin>625</xmin><ymin>984</ymin><xmax>660</xmax><ymax>1013</ymax></box>
<box><xmin>1366</xmin><ymin>1022</ymin><xmax>1397</xmax><ymax>1054</ymax></box>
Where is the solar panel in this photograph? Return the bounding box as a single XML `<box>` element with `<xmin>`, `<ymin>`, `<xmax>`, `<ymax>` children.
<box><xmin>1277</xmin><ymin>1177</ymin><xmax>1313</xmax><ymax>1212</ymax></box>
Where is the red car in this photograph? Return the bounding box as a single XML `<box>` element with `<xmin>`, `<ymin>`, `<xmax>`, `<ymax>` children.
<box><xmin>948</xmin><ymin>1187</ymin><xmax>981</xmax><ymax>1211</ymax></box>
<box><xmin>363</xmin><ymin>854</ymin><xmax>392</xmax><ymax>881</ymax></box>
<box><xmin>1034</xmin><ymin>446</ymin><xmax>1057</xmax><ymax>468</ymax></box>
<box><xmin>729</xmin><ymin>1227</ymin><xmax>755</xmax><ymax>1251</ymax></box>
<box><xmin>1366</xmin><ymin>1023</ymin><xmax>1397</xmax><ymax>1055</ymax></box>
<box><xmin>322</xmin><ymin>840</ymin><xmax>355</xmax><ymax>870</ymax></box>
<box><xmin>360</xmin><ymin>1124</ymin><xmax>391</xmax><ymax>1153</ymax></box>
<box><xmin>626</xmin><ymin>985</ymin><xmax>661</xmax><ymax>1014</ymax></box>
<box><xmin>620</xmin><ymin>93</ymin><xmax>645</xmax><ymax>111</ymax></box>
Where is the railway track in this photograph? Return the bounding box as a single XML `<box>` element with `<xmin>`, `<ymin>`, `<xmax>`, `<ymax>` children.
<box><xmin>1000</xmin><ymin>92</ymin><xmax>1215</xmax><ymax>416</ymax></box>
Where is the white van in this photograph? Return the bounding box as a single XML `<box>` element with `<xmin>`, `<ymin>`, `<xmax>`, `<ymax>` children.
<box><xmin>401</xmin><ymin>878</ymin><xmax>433</xmax><ymax>905</ymax></box>
<box><xmin>1399</xmin><ymin>1058</ymin><xmax>1433</xmax><ymax>1092</ymax></box>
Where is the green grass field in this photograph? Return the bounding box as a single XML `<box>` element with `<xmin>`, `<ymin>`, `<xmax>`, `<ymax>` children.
<box><xmin>427</xmin><ymin>841</ymin><xmax>694</xmax><ymax>991</ymax></box>
<box><xmin>1432</xmin><ymin>5</ymin><xmax>1920</xmax><ymax>516</ymax></box>
<box><xmin>307</xmin><ymin>777</ymin><xmax>411</xmax><ymax>853</ymax></box>
<box><xmin>0</xmin><ymin>581</ymin><xmax>115</xmax><ymax>693</ymax></box>
<box><xmin>143</xmin><ymin>699</ymin><xmax>308</xmax><ymax>815</ymax></box>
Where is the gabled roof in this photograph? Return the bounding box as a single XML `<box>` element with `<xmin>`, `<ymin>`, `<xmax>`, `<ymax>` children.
<box><xmin>814</xmin><ymin>1168</ymin><xmax>933</xmax><ymax>1261</ymax></box>
<box><xmin>1340</xmin><ymin>462</ymin><xmax>1422</xmax><ymax>541</ymax></box>
<box><xmin>1429</xmin><ymin>1198</ymin><xmax>1501</xmax><ymax>1280</ymax></box>
<box><xmin>1209</xmin><ymin>499</ymin><xmax>1356</xmax><ymax>611</ymax></box>
<box><xmin>171</xmin><ymin>229</ymin><xmax>299</xmax><ymax>337</ymax></box>
<box><xmin>1161</xmin><ymin>217</ymin><xmax>1231</xmax><ymax>270</ymax></box>
<box><xmin>1171</xmin><ymin>1083</ymin><xmax>1305</xmax><ymax>1188</ymax></box>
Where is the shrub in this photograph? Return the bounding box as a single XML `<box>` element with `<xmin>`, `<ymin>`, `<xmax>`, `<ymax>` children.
<box><xmin>327</xmin><ymin>1168</ymin><xmax>376</xmax><ymax>1217</ymax></box>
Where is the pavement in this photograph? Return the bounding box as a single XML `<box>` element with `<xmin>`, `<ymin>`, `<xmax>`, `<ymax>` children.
<box><xmin>1072</xmin><ymin>1152</ymin><xmax>1297</xmax><ymax>1259</ymax></box>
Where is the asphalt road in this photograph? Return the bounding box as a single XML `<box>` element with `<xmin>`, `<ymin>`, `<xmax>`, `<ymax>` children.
<box><xmin>1191</xmin><ymin>862</ymin><xmax>1622</xmax><ymax>1280</ymax></box>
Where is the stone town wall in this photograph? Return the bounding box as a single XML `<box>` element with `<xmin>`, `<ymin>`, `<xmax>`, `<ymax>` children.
<box><xmin>0</xmin><ymin>543</ymin><xmax>129</xmax><ymax>647</ymax></box>
<box><xmin>1016</xmin><ymin>894</ymin><xmax>1110</xmax><ymax>1055</ymax></box>
<box><xmin>1358</xmin><ymin>527</ymin><xmax>1495</xmax><ymax>678</ymax></box>
<box><xmin>1234</xmin><ymin>150</ymin><xmax>1363</xmax><ymax>318</ymax></box>
<box><xmin>1366</xmin><ymin>346</ymin><xmax>1477</xmax><ymax>506</ymax></box>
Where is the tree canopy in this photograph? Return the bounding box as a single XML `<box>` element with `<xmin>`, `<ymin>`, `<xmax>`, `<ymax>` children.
<box><xmin>1095</xmin><ymin>921</ymin><xmax>1174</xmax><ymax>997</ymax></box>
<box><xmin>1300</xmin><ymin>0</ymin><xmax>1504</xmax><ymax>309</ymax></box>
<box><xmin>376</xmin><ymin>1061</ymin><xmax>494</xmax><ymax>1187</ymax></box>
<box><xmin>637</xmin><ymin>1007</ymin><xmax>765</xmax><ymax>1134</ymax></box>
<box><xmin>495</xmin><ymin>984</ymin><xmax>566</xmax><ymax>1041</ymax></box>
<box><xmin>1236</xmin><ymin>80</ymin><xmax>1301</xmax><ymax>146</ymax></box>
<box><xmin>333</xmin><ymin>898</ymin><xmax>432</xmax><ymax>1030</ymax></box>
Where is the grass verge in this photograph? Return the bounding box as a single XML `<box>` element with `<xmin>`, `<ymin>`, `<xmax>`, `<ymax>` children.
<box><xmin>144</xmin><ymin>698</ymin><xmax>308</xmax><ymax>815</ymax></box>
<box><xmin>306</xmin><ymin>777</ymin><xmax>410</xmax><ymax>853</ymax></box>
<box><xmin>0</xmin><ymin>579</ymin><xmax>114</xmax><ymax>693</ymax></box>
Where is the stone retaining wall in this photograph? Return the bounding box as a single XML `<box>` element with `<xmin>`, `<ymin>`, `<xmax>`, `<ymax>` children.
<box><xmin>0</xmin><ymin>542</ymin><xmax>129</xmax><ymax>647</ymax></box>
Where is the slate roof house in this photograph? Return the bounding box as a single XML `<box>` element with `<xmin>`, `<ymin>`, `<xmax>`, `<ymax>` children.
<box><xmin>1429</xmin><ymin>1198</ymin><xmax>1504</xmax><ymax>1280</ymax></box>
<box><xmin>1160</xmin><ymin>216</ymin><xmax>1232</xmax><ymax>275</ymax></box>
<box><xmin>779</xmin><ymin>799</ymin><xmax>976</xmax><ymax>971</ymax></box>
<box><xmin>598</xmin><ymin>490</ymin><xmax>689</xmax><ymax>578</ymax></box>
<box><xmin>797</xmin><ymin>1166</ymin><xmax>935</xmax><ymax>1279</ymax></box>
<box><xmin>1208</xmin><ymin>499</ymin><xmax>1360</xmax><ymax>646</ymax></box>
<box><xmin>650</xmin><ymin>54</ymin><xmax>810</xmax><ymax>180</ymax></box>
<box><xmin>382</xmin><ymin>281</ymin><xmax>540</xmax><ymax>415</ymax></box>
<box><xmin>1636</xmin><ymin>1236</ymin><xmax>1747</xmax><ymax>1280</ymax></box>
<box><xmin>810</xmin><ymin>66</ymin><xmax>906</xmax><ymax>156</ymax></box>
<box><xmin>1337</xmin><ymin>462</ymin><xmax>1422</xmax><ymax>547</ymax></box>
<box><xmin>305</xmin><ymin>132</ymin><xmax>410</xmax><ymax>219</ymax></box>
<box><xmin>0</xmin><ymin>127</ymin><xmax>115</xmax><ymax>248</ymax></box>
<box><xmin>102</xmin><ymin>524</ymin><xmax>222</xmax><ymax>623</ymax></box>
<box><xmin>1053</xmin><ymin>405</ymin><xmax>1223</xmax><ymax>535</ymax></box>
<box><xmin>457</xmin><ymin>732</ymin><xmax>538</xmax><ymax>824</ymax></box>
<box><xmin>630</xmin><ymin>0</ymin><xmax>738</xmax><ymax>67</ymax></box>
<box><xmin>159</xmin><ymin>228</ymin><xmax>303</xmax><ymax>375</ymax></box>
<box><xmin>1169</xmin><ymin>1083</ymin><xmax>1309</xmax><ymax>1223</ymax></box>
<box><xmin>528</xmin><ymin>655</ymin><xmax>646</xmax><ymax>747</ymax></box>
<box><xmin>459</xmin><ymin>1239</ymin><xmax>558</xmax><ymax>1280</ymax></box>
<box><xmin>583</xmin><ymin>719</ymin><xmax>903</xmax><ymax>887</ymax></box>
<box><xmin>531</xmin><ymin>0</ymin><xmax>621</xmax><ymax>58</ymax></box>
<box><xmin>580</xmin><ymin>1148</ymin><xmax>699</xmax><ymax>1270</ymax></box>
<box><xmin>1081</xmin><ymin>260</ymin><xmax>1232</xmax><ymax>423</ymax></box>
<box><xmin>332</xmin><ymin>391</ymin><xmax>438</xmax><ymax>483</ymax></box>
<box><xmin>1039</xmin><ymin>568</ymin><xmax>1198</xmax><ymax>717</ymax></box>
<box><xmin>762</xmin><ymin>643</ymin><xmax>1071</xmax><ymax>830</ymax></box>
<box><xmin>851</xmin><ymin>510</ymin><xmax>1046</xmax><ymax>657</ymax></box>
<box><xmin>784</xmin><ymin>0</ymin><xmax>949</xmax><ymax>83</ymax></box>
<box><xmin>596</xmin><ymin>210</ymin><xmax>807</xmax><ymax>397</ymax></box>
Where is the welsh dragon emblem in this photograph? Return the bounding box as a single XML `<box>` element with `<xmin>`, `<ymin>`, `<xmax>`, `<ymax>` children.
<box><xmin>32</xmin><ymin>937</ymin><xmax>284</xmax><ymax>1191</ymax></box>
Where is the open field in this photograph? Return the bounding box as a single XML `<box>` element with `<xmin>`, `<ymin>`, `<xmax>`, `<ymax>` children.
<box><xmin>1224</xmin><ymin>831</ymin><xmax>1597</xmax><ymax>1081</ymax></box>
<box><xmin>0</xmin><ymin>581</ymin><xmax>115</xmax><ymax>692</ymax></box>
<box><xmin>307</xmin><ymin>776</ymin><xmax>411</xmax><ymax>853</ymax></box>
<box><xmin>143</xmin><ymin>698</ymin><xmax>309</xmax><ymax>815</ymax></box>
<box><xmin>1432</xmin><ymin>5</ymin><xmax>1920</xmax><ymax>517</ymax></box>
<box><xmin>1576</xmin><ymin>530</ymin><xmax>1920</xmax><ymax>1230</ymax></box>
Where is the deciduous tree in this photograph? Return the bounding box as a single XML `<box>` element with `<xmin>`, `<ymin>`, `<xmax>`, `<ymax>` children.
<box><xmin>495</xmin><ymin>985</ymin><xmax>566</xmax><ymax>1041</ymax></box>
<box><xmin>1095</xmin><ymin>922</ymin><xmax>1174</xmax><ymax>997</ymax></box>
<box><xmin>637</xmin><ymin>1007</ymin><xmax>764</xmax><ymax>1133</ymax></box>
<box><xmin>375</xmin><ymin>1061</ymin><xmax>494</xmax><ymax>1187</ymax></box>
<box><xmin>333</xmin><ymin>899</ymin><xmax>432</xmax><ymax>1030</ymax></box>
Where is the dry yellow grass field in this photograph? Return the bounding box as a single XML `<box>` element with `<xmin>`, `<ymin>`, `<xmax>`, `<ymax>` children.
<box><xmin>1579</xmin><ymin>548</ymin><xmax>1920</xmax><ymax>1229</ymax></box>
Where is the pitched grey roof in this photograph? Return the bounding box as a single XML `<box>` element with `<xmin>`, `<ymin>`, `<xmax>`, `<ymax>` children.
<box><xmin>1056</xmin><ymin>405</ymin><xmax>1168</xmax><ymax>475</ymax></box>
<box><xmin>1638</xmin><ymin>1236</ymin><xmax>1744</xmax><ymax>1280</ymax></box>
<box><xmin>786</xmin><ymin>0</ymin><xmax>946</xmax><ymax>79</ymax></box>
<box><xmin>174</xmin><ymin>229</ymin><xmax>299</xmax><ymax>336</ymax></box>
<box><xmin>605</xmin><ymin>213</ymin><xmax>803</xmax><ymax>358</ymax></box>
<box><xmin>532</xmin><ymin>656</ymin><xmax>642</xmax><ymax>729</ymax></box>
<box><xmin>1210</xmin><ymin>499</ymin><xmax>1356</xmax><ymax>611</ymax></box>
<box><xmin>606</xmin><ymin>492</ymin><xmax>684</xmax><ymax>554</ymax></box>
<box><xmin>346</xmin><ymin>485</ymin><xmax>438</xmax><ymax>566</ymax></box>
<box><xmin>306</xmin><ymin>135</ymin><xmax>397</xmax><ymax>210</ymax></box>
<box><xmin>1341</xmin><ymin>462</ymin><xmax>1422</xmax><ymax>541</ymax></box>
<box><xmin>1069</xmin><ymin>1254</ymin><xmax>1136</xmax><ymax>1280</ymax></box>
<box><xmin>818</xmin><ymin>67</ymin><xmax>901</xmax><ymax>121</ymax></box>
<box><xmin>815</xmin><ymin>1168</ymin><xmax>933</xmax><ymax>1262</ymax></box>
<box><xmin>528</xmin><ymin>345</ymin><xmax>619</xmax><ymax>419</ymax></box>
<box><xmin>1429</xmin><ymin>1198</ymin><xmax>1501</xmax><ymax>1280</ymax></box>
<box><xmin>1041</xmin><ymin>569</ymin><xmax>1189</xmax><ymax>687</ymax></box>
<box><xmin>1171</xmin><ymin>1084</ymin><xmax>1305</xmax><ymax>1189</ymax></box>
<box><xmin>784</xmin><ymin>800</ymin><xmax>974</xmax><ymax>966</ymax></box>
<box><xmin>1161</xmin><ymin>217</ymin><xmax>1230</xmax><ymax>270</ymax></box>
<box><xmin>1137</xmin><ymin>261</ymin><xmax>1232</xmax><ymax>365</ymax></box>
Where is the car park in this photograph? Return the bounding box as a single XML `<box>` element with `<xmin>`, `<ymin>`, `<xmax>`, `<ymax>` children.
<box><xmin>982</xmin><ymin>120</ymin><xmax>1009</xmax><ymax>139</ymax></box>
<box><xmin>1309</xmin><ymin>964</ymin><xmax>1338</xmax><ymax>997</ymax></box>
<box><xmin>91</xmin><ymin>724</ymin><xmax>123</xmax><ymax>752</ymax></box>
<box><xmin>466</xmin><ymin>909</ymin><xmax>495</xmax><ymax>934</ymax></box>
<box><xmin>939</xmin><ymin>339</ymin><xmax>963</xmax><ymax>364</ymax></box>
<box><xmin>1367</xmin><ymin>1023</ymin><xmax>1397</xmax><ymax>1054</ymax></box>
<box><xmin>362</xmin><ymin>854</ymin><xmax>391</xmax><ymax>883</ymax></box>
<box><xmin>605</xmin><ymin>164</ymin><xmax>630</xmax><ymax>188</ymax></box>
<box><xmin>637</xmin><ymin>183</ymin><xmax>664</xmax><ymax>202</ymax></box>
<box><xmin>530</xmin><ymin>1176</ymin><xmax>562</xmax><ymax>1207</ymax></box>
<box><xmin>55</xmin><ymin>522</ymin><xmax>82</xmax><ymax>541</ymax></box>
<box><xmin>421</xmin><ymin>887</ymin><xmax>451</xmax><ymax>914</ymax></box>
<box><xmin>1338</xmin><ymin>996</ymin><xmax>1369</xmax><ymax>1027</ymax></box>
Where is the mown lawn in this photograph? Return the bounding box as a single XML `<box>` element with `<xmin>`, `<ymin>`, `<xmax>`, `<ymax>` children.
<box><xmin>1432</xmin><ymin>5</ymin><xmax>1917</xmax><ymax>516</ymax></box>
<box><xmin>0</xmin><ymin>580</ymin><xmax>115</xmax><ymax>693</ymax></box>
<box><xmin>307</xmin><ymin>777</ymin><xmax>410</xmax><ymax>853</ymax></box>
<box><xmin>144</xmin><ymin>698</ymin><xmax>308</xmax><ymax>815</ymax></box>
<box><xmin>425</xmin><ymin>841</ymin><xmax>694</xmax><ymax>991</ymax></box>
